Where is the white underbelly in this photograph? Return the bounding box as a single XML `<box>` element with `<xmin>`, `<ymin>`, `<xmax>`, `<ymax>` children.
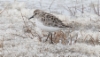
<box><xmin>35</xmin><ymin>19</ymin><xmax>61</xmax><ymax>32</ymax></box>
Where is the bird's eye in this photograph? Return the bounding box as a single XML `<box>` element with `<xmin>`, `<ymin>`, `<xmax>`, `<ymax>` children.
<box><xmin>35</xmin><ymin>13</ymin><xmax>38</xmax><ymax>15</ymax></box>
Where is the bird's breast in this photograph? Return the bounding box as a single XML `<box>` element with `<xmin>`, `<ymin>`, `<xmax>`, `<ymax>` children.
<box><xmin>35</xmin><ymin>19</ymin><xmax>61</xmax><ymax>32</ymax></box>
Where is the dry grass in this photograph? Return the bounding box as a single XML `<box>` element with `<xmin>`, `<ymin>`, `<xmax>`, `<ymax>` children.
<box><xmin>48</xmin><ymin>0</ymin><xmax>56</xmax><ymax>12</ymax></box>
<box><xmin>84</xmin><ymin>34</ymin><xmax>95</xmax><ymax>45</ymax></box>
<box><xmin>0</xmin><ymin>38</ymin><xmax>4</xmax><ymax>51</ymax></box>
<box><xmin>0</xmin><ymin>1</ymin><xmax>100</xmax><ymax>57</ymax></box>
<box><xmin>53</xmin><ymin>30</ymin><xmax>67</xmax><ymax>45</ymax></box>
<box><xmin>0</xmin><ymin>5</ymin><xmax>6</xmax><ymax>52</ymax></box>
<box><xmin>90</xmin><ymin>0</ymin><xmax>100</xmax><ymax>16</ymax></box>
<box><xmin>20</xmin><ymin>11</ymin><xmax>34</xmax><ymax>38</ymax></box>
<box><xmin>0</xmin><ymin>40</ymin><xmax>3</xmax><ymax>49</ymax></box>
<box><xmin>20</xmin><ymin>11</ymin><xmax>42</xmax><ymax>41</ymax></box>
<box><xmin>0</xmin><ymin>5</ymin><xmax>8</xmax><ymax>15</ymax></box>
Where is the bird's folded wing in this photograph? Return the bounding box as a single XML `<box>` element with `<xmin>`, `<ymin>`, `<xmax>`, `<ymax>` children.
<box><xmin>41</xmin><ymin>14</ymin><xmax>71</xmax><ymax>28</ymax></box>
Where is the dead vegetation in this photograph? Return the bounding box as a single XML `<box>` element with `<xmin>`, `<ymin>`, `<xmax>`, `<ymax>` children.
<box><xmin>1</xmin><ymin>0</ymin><xmax>100</xmax><ymax>57</ymax></box>
<box><xmin>90</xmin><ymin>0</ymin><xmax>100</xmax><ymax>16</ymax></box>
<box><xmin>20</xmin><ymin>12</ymin><xmax>33</xmax><ymax>34</ymax></box>
<box><xmin>0</xmin><ymin>5</ymin><xmax>7</xmax><ymax>52</ymax></box>
<box><xmin>53</xmin><ymin>30</ymin><xmax>67</xmax><ymax>44</ymax></box>
<box><xmin>0</xmin><ymin>39</ymin><xmax>3</xmax><ymax>49</ymax></box>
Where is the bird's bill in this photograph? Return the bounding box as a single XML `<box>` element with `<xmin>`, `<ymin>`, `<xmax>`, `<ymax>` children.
<box><xmin>29</xmin><ymin>15</ymin><xmax>34</xmax><ymax>19</ymax></box>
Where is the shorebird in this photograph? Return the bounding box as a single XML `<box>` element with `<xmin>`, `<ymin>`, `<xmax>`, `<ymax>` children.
<box><xmin>29</xmin><ymin>9</ymin><xmax>71</xmax><ymax>44</ymax></box>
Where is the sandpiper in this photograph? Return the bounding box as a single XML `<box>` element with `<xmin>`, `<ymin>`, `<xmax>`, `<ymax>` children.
<box><xmin>29</xmin><ymin>9</ymin><xmax>72</xmax><ymax>44</ymax></box>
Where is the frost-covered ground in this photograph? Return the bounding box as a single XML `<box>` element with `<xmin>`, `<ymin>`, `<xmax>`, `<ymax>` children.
<box><xmin>0</xmin><ymin>0</ymin><xmax>100</xmax><ymax>57</ymax></box>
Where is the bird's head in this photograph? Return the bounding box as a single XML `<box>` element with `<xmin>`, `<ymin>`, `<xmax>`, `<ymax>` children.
<box><xmin>29</xmin><ymin>9</ymin><xmax>43</xmax><ymax>19</ymax></box>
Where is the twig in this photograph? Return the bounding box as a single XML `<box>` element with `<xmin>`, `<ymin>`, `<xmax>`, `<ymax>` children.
<box><xmin>63</xmin><ymin>5</ymin><xmax>73</xmax><ymax>16</ymax></box>
<box><xmin>84</xmin><ymin>34</ymin><xmax>95</xmax><ymax>45</ymax></box>
<box><xmin>81</xmin><ymin>0</ymin><xmax>84</xmax><ymax>13</ymax></box>
<box><xmin>92</xmin><ymin>1</ymin><xmax>100</xmax><ymax>16</ymax></box>
<box><xmin>89</xmin><ymin>35</ymin><xmax>95</xmax><ymax>45</ymax></box>
<box><xmin>73</xmin><ymin>0</ymin><xmax>78</xmax><ymax>15</ymax></box>
<box><xmin>92</xmin><ymin>3</ymin><xmax>98</xmax><ymax>15</ymax></box>
<box><xmin>0</xmin><ymin>6</ymin><xmax>7</xmax><ymax>14</ymax></box>
<box><xmin>62</xmin><ymin>5</ymin><xmax>77</xmax><ymax>16</ymax></box>
<box><xmin>97</xmin><ymin>0</ymin><xmax>100</xmax><ymax>15</ymax></box>
<box><xmin>0</xmin><ymin>38</ymin><xmax>3</xmax><ymax>50</ymax></box>
<box><xmin>75</xmin><ymin>34</ymin><xmax>78</xmax><ymax>43</ymax></box>
<box><xmin>39</xmin><ymin>0</ymin><xmax>42</xmax><ymax>8</ymax></box>
<box><xmin>48</xmin><ymin>0</ymin><xmax>56</xmax><ymax>12</ymax></box>
<box><xmin>20</xmin><ymin>11</ymin><xmax>34</xmax><ymax>38</ymax></box>
<box><xmin>83</xmin><ymin>34</ymin><xmax>90</xmax><ymax>41</ymax></box>
<box><xmin>69</xmin><ymin>34</ymin><xmax>72</xmax><ymax>45</ymax></box>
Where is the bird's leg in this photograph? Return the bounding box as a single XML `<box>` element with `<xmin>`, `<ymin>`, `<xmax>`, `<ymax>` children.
<box><xmin>45</xmin><ymin>32</ymin><xmax>50</xmax><ymax>42</ymax></box>
<box><xmin>50</xmin><ymin>32</ymin><xmax>53</xmax><ymax>44</ymax></box>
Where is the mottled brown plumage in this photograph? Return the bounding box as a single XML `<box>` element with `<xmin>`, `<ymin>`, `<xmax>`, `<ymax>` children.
<box><xmin>33</xmin><ymin>9</ymin><xmax>71</xmax><ymax>28</ymax></box>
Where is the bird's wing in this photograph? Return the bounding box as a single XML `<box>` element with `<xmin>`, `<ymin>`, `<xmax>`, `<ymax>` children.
<box><xmin>41</xmin><ymin>14</ymin><xmax>71</xmax><ymax>28</ymax></box>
